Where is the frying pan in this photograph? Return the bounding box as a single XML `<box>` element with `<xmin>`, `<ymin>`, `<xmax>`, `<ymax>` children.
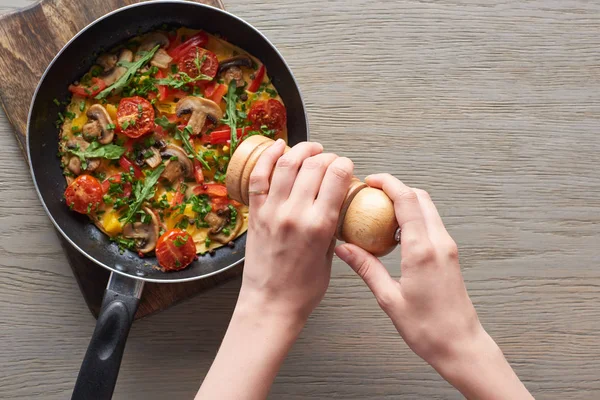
<box><xmin>27</xmin><ymin>2</ymin><xmax>308</xmax><ymax>398</ymax></box>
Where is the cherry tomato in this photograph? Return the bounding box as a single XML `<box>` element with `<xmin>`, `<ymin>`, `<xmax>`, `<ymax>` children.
<box><xmin>168</xmin><ymin>32</ymin><xmax>209</xmax><ymax>61</ymax></box>
<box><xmin>248</xmin><ymin>99</ymin><xmax>287</xmax><ymax>131</ymax></box>
<box><xmin>116</xmin><ymin>96</ymin><xmax>155</xmax><ymax>138</ymax></box>
<box><xmin>64</xmin><ymin>175</ymin><xmax>103</xmax><ymax>214</ymax></box>
<box><xmin>177</xmin><ymin>47</ymin><xmax>218</xmax><ymax>79</ymax></box>
<box><xmin>247</xmin><ymin>64</ymin><xmax>265</xmax><ymax>93</ymax></box>
<box><xmin>118</xmin><ymin>156</ymin><xmax>143</xmax><ymax>179</ymax></box>
<box><xmin>101</xmin><ymin>174</ymin><xmax>132</xmax><ymax>198</ymax></box>
<box><xmin>68</xmin><ymin>77</ymin><xmax>106</xmax><ymax>98</ymax></box>
<box><xmin>155</xmin><ymin>229</ymin><xmax>196</xmax><ymax>271</ymax></box>
<box><xmin>193</xmin><ymin>183</ymin><xmax>228</xmax><ymax>197</ymax></box>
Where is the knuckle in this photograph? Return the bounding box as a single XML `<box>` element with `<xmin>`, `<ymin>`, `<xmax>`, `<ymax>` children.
<box><xmin>276</xmin><ymin>156</ymin><xmax>300</xmax><ymax>170</ymax></box>
<box><xmin>413</xmin><ymin>188</ymin><xmax>431</xmax><ymax>200</ymax></box>
<box><xmin>330</xmin><ymin>163</ymin><xmax>351</xmax><ymax>181</ymax></box>
<box><xmin>249</xmin><ymin>172</ymin><xmax>266</xmax><ymax>187</ymax></box>
<box><xmin>302</xmin><ymin>157</ymin><xmax>323</xmax><ymax>170</ymax></box>
<box><xmin>446</xmin><ymin>240</ymin><xmax>459</xmax><ymax>261</ymax></box>
<box><xmin>397</xmin><ymin>189</ymin><xmax>419</xmax><ymax>203</ymax></box>
<box><xmin>409</xmin><ymin>243</ymin><xmax>436</xmax><ymax>265</ymax></box>
<box><xmin>376</xmin><ymin>288</ymin><xmax>397</xmax><ymax>311</ymax></box>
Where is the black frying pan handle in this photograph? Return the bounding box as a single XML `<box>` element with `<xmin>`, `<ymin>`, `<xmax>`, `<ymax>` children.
<box><xmin>71</xmin><ymin>272</ymin><xmax>144</xmax><ymax>400</ymax></box>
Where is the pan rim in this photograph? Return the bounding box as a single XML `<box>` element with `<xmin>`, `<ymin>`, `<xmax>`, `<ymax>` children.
<box><xmin>26</xmin><ymin>0</ymin><xmax>310</xmax><ymax>284</ymax></box>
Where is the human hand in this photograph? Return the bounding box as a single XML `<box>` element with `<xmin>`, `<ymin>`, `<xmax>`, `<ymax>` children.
<box><xmin>335</xmin><ymin>174</ymin><xmax>533</xmax><ymax>399</ymax></box>
<box><xmin>241</xmin><ymin>139</ymin><xmax>354</xmax><ymax>322</ymax></box>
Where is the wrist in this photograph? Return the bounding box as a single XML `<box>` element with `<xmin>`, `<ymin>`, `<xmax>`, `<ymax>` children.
<box><xmin>431</xmin><ymin>327</ymin><xmax>532</xmax><ymax>399</ymax></box>
<box><xmin>235</xmin><ymin>287</ymin><xmax>307</xmax><ymax>337</ymax></box>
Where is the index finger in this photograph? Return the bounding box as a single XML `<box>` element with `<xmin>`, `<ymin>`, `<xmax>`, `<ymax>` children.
<box><xmin>365</xmin><ymin>174</ymin><xmax>428</xmax><ymax>250</ymax></box>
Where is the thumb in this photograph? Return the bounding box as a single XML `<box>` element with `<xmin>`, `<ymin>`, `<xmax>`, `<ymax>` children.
<box><xmin>335</xmin><ymin>243</ymin><xmax>401</xmax><ymax>309</ymax></box>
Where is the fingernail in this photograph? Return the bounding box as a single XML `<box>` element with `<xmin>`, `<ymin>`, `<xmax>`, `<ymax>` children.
<box><xmin>275</xmin><ymin>138</ymin><xmax>285</xmax><ymax>146</ymax></box>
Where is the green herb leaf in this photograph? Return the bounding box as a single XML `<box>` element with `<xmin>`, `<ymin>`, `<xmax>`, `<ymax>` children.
<box><xmin>155</xmin><ymin>115</ymin><xmax>177</xmax><ymax>132</ymax></box>
<box><xmin>177</xmin><ymin>126</ymin><xmax>210</xmax><ymax>169</ymax></box>
<box><xmin>95</xmin><ymin>45</ymin><xmax>160</xmax><ymax>99</ymax></box>
<box><xmin>221</xmin><ymin>80</ymin><xmax>240</xmax><ymax>157</ymax></box>
<box><xmin>67</xmin><ymin>142</ymin><xmax>125</xmax><ymax>164</ymax></box>
<box><xmin>121</xmin><ymin>164</ymin><xmax>165</xmax><ymax>226</ymax></box>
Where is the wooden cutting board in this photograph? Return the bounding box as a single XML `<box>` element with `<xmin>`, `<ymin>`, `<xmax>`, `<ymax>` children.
<box><xmin>0</xmin><ymin>0</ymin><xmax>244</xmax><ymax>319</ymax></box>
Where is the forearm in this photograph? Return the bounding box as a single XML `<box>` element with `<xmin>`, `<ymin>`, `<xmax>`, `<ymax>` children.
<box><xmin>433</xmin><ymin>328</ymin><xmax>533</xmax><ymax>400</ymax></box>
<box><xmin>196</xmin><ymin>290</ymin><xmax>305</xmax><ymax>400</ymax></box>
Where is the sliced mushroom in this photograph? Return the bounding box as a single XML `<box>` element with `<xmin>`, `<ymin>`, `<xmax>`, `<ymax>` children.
<box><xmin>135</xmin><ymin>32</ymin><xmax>171</xmax><ymax>64</ymax></box>
<box><xmin>218</xmin><ymin>56</ymin><xmax>252</xmax><ymax>88</ymax></box>
<box><xmin>150</xmin><ymin>49</ymin><xmax>173</xmax><ymax>69</ymax></box>
<box><xmin>135</xmin><ymin>32</ymin><xmax>169</xmax><ymax>55</ymax></box>
<box><xmin>96</xmin><ymin>53</ymin><xmax>118</xmax><ymax>72</ymax></box>
<box><xmin>145</xmin><ymin>147</ymin><xmax>162</xmax><ymax>168</ymax></box>
<box><xmin>67</xmin><ymin>156</ymin><xmax>100</xmax><ymax>175</ymax></box>
<box><xmin>82</xmin><ymin>120</ymin><xmax>102</xmax><ymax>141</ymax></box>
<box><xmin>100</xmin><ymin>49</ymin><xmax>133</xmax><ymax>86</ymax></box>
<box><xmin>223</xmin><ymin>66</ymin><xmax>245</xmax><ymax>88</ymax></box>
<box><xmin>85</xmin><ymin>104</ymin><xmax>114</xmax><ymax>144</ymax></box>
<box><xmin>205</xmin><ymin>206</ymin><xmax>243</xmax><ymax>244</ymax></box>
<box><xmin>217</xmin><ymin>55</ymin><xmax>253</xmax><ymax>74</ymax></box>
<box><xmin>176</xmin><ymin>96</ymin><xmax>223</xmax><ymax>135</ymax></box>
<box><xmin>160</xmin><ymin>144</ymin><xmax>193</xmax><ymax>183</ymax></box>
<box><xmin>122</xmin><ymin>206</ymin><xmax>159</xmax><ymax>254</ymax></box>
<box><xmin>65</xmin><ymin>137</ymin><xmax>100</xmax><ymax>175</ymax></box>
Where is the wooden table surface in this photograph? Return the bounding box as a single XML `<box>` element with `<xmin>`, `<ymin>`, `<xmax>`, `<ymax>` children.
<box><xmin>1</xmin><ymin>0</ymin><xmax>599</xmax><ymax>399</ymax></box>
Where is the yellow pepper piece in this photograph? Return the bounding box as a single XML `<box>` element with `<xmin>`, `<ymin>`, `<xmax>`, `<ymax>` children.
<box><xmin>183</xmin><ymin>204</ymin><xmax>195</xmax><ymax>219</ymax></box>
<box><xmin>156</xmin><ymin>102</ymin><xmax>177</xmax><ymax>115</ymax></box>
<box><xmin>106</xmin><ymin>104</ymin><xmax>118</xmax><ymax>121</ymax></box>
<box><xmin>102</xmin><ymin>212</ymin><xmax>123</xmax><ymax>235</ymax></box>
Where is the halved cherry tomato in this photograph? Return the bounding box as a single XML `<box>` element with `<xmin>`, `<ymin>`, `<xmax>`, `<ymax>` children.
<box><xmin>247</xmin><ymin>64</ymin><xmax>265</xmax><ymax>92</ymax></box>
<box><xmin>203</xmin><ymin>126</ymin><xmax>248</xmax><ymax>145</ymax></box>
<box><xmin>68</xmin><ymin>77</ymin><xmax>107</xmax><ymax>98</ymax></box>
<box><xmin>64</xmin><ymin>175</ymin><xmax>103</xmax><ymax>214</ymax></box>
<box><xmin>154</xmin><ymin>70</ymin><xmax>168</xmax><ymax>101</ymax></box>
<box><xmin>168</xmin><ymin>31</ymin><xmax>209</xmax><ymax>61</ymax></box>
<box><xmin>118</xmin><ymin>155</ymin><xmax>143</xmax><ymax>179</ymax></box>
<box><xmin>155</xmin><ymin>229</ymin><xmax>196</xmax><ymax>271</ymax></box>
<box><xmin>116</xmin><ymin>96</ymin><xmax>155</xmax><ymax>138</ymax></box>
<box><xmin>193</xmin><ymin>159</ymin><xmax>205</xmax><ymax>184</ymax></box>
<box><xmin>177</xmin><ymin>47</ymin><xmax>218</xmax><ymax>79</ymax></box>
<box><xmin>101</xmin><ymin>174</ymin><xmax>132</xmax><ymax>198</ymax></box>
<box><xmin>193</xmin><ymin>183</ymin><xmax>228</xmax><ymax>197</ymax></box>
<box><xmin>248</xmin><ymin>99</ymin><xmax>287</xmax><ymax>131</ymax></box>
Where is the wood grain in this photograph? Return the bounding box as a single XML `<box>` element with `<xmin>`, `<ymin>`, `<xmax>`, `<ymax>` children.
<box><xmin>1</xmin><ymin>0</ymin><xmax>600</xmax><ymax>399</ymax></box>
<box><xmin>0</xmin><ymin>0</ymin><xmax>245</xmax><ymax>321</ymax></box>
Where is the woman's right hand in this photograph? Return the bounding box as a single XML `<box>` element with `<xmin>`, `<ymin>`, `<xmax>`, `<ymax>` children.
<box><xmin>335</xmin><ymin>174</ymin><xmax>534</xmax><ymax>400</ymax></box>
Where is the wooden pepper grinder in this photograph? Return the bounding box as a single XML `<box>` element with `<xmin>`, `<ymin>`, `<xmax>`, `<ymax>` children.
<box><xmin>226</xmin><ymin>136</ymin><xmax>400</xmax><ymax>256</ymax></box>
